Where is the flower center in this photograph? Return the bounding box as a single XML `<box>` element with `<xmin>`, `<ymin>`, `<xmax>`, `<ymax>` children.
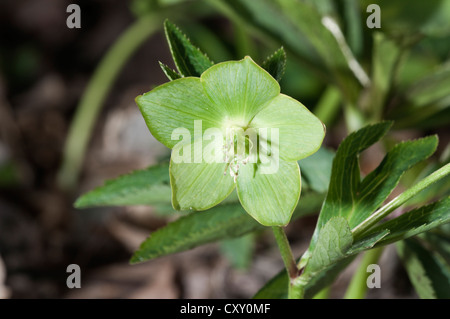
<box><xmin>222</xmin><ymin>126</ymin><xmax>255</xmax><ymax>183</ymax></box>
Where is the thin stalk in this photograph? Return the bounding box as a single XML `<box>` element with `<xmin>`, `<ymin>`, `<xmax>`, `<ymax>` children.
<box><xmin>352</xmin><ymin>163</ymin><xmax>450</xmax><ymax>239</ymax></box>
<box><xmin>344</xmin><ymin>247</ymin><xmax>384</xmax><ymax>299</ymax></box>
<box><xmin>57</xmin><ymin>14</ymin><xmax>163</xmax><ymax>190</ymax></box>
<box><xmin>290</xmin><ymin>275</ymin><xmax>308</xmax><ymax>299</ymax></box>
<box><xmin>272</xmin><ymin>226</ymin><xmax>298</xmax><ymax>280</ymax></box>
<box><xmin>271</xmin><ymin>226</ymin><xmax>303</xmax><ymax>299</ymax></box>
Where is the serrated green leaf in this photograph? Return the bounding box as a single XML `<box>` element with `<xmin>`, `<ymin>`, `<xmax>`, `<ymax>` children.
<box><xmin>254</xmin><ymin>218</ymin><xmax>386</xmax><ymax>299</ymax></box>
<box><xmin>159</xmin><ymin>61</ymin><xmax>181</xmax><ymax>81</ymax></box>
<box><xmin>255</xmin><ymin>126</ymin><xmax>444</xmax><ymax>299</ymax></box>
<box><xmin>261</xmin><ymin>47</ymin><xmax>286</xmax><ymax>82</ymax></box>
<box><xmin>312</xmin><ymin>122</ymin><xmax>392</xmax><ymax>237</ymax></box>
<box><xmin>292</xmin><ymin>217</ymin><xmax>354</xmax><ymax>298</ymax></box>
<box><xmin>351</xmin><ymin>136</ymin><xmax>438</xmax><ymax>227</ymax></box>
<box><xmin>74</xmin><ymin>163</ymin><xmax>171</xmax><ymax>208</ymax></box>
<box><xmin>164</xmin><ymin>19</ymin><xmax>214</xmax><ymax>76</ymax></box>
<box><xmin>305</xmin><ymin>216</ymin><xmax>353</xmax><ymax>274</ymax></box>
<box><xmin>131</xmin><ymin>204</ymin><xmax>263</xmax><ymax>264</ymax></box>
<box><xmin>367</xmin><ymin>196</ymin><xmax>450</xmax><ymax>247</ymax></box>
<box><xmin>312</xmin><ymin>124</ymin><xmax>438</xmax><ymax>245</ymax></box>
<box><xmin>303</xmin><ymin>256</ymin><xmax>356</xmax><ymax>299</ymax></box>
<box><xmin>397</xmin><ymin>238</ymin><xmax>450</xmax><ymax>299</ymax></box>
<box><xmin>347</xmin><ymin>230</ymin><xmax>390</xmax><ymax>255</ymax></box>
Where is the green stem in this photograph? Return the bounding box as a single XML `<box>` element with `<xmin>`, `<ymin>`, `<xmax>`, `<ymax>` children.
<box><xmin>57</xmin><ymin>14</ymin><xmax>163</xmax><ymax>190</ymax></box>
<box><xmin>344</xmin><ymin>247</ymin><xmax>383</xmax><ymax>299</ymax></box>
<box><xmin>272</xmin><ymin>227</ymin><xmax>298</xmax><ymax>279</ymax></box>
<box><xmin>271</xmin><ymin>226</ymin><xmax>301</xmax><ymax>299</ymax></box>
<box><xmin>290</xmin><ymin>275</ymin><xmax>308</xmax><ymax>299</ymax></box>
<box><xmin>288</xmin><ymin>282</ymin><xmax>304</xmax><ymax>299</ymax></box>
<box><xmin>352</xmin><ymin>163</ymin><xmax>450</xmax><ymax>239</ymax></box>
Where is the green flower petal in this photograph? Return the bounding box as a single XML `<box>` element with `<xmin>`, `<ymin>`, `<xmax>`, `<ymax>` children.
<box><xmin>136</xmin><ymin>77</ymin><xmax>224</xmax><ymax>149</ymax></box>
<box><xmin>236</xmin><ymin>160</ymin><xmax>301</xmax><ymax>226</ymax></box>
<box><xmin>249</xmin><ymin>94</ymin><xmax>325</xmax><ymax>161</ymax></box>
<box><xmin>170</xmin><ymin>139</ymin><xmax>236</xmax><ymax>211</ymax></box>
<box><xmin>201</xmin><ymin>56</ymin><xmax>280</xmax><ymax>126</ymax></box>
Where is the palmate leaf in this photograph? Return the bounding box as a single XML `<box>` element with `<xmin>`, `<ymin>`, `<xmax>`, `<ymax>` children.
<box><xmin>311</xmin><ymin>122</ymin><xmax>438</xmax><ymax>248</ymax></box>
<box><xmin>164</xmin><ymin>19</ymin><xmax>214</xmax><ymax>77</ymax></box>
<box><xmin>255</xmin><ymin>197</ymin><xmax>450</xmax><ymax>299</ymax></box>
<box><xmin>255</xmin><ymin>123</ymin><xmax>446</xmax><ymax>298</ymax></box>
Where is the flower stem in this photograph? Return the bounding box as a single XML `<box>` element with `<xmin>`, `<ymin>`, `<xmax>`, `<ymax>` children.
<box><xmin>271</xmin><ymin>226</ymin><xmax>299</xmax><ymax>298</ymax></box>
<box><xmin>352</xmin><ymin>163</ymin><xmax>450</xmax><ymax>239</ymax></box>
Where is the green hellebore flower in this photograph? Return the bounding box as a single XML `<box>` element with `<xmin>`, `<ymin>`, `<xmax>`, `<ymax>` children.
<box><xmin>136</xmin><ymin>57</ymin><xmax>325</xmax><ymax>226</ymax></box>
